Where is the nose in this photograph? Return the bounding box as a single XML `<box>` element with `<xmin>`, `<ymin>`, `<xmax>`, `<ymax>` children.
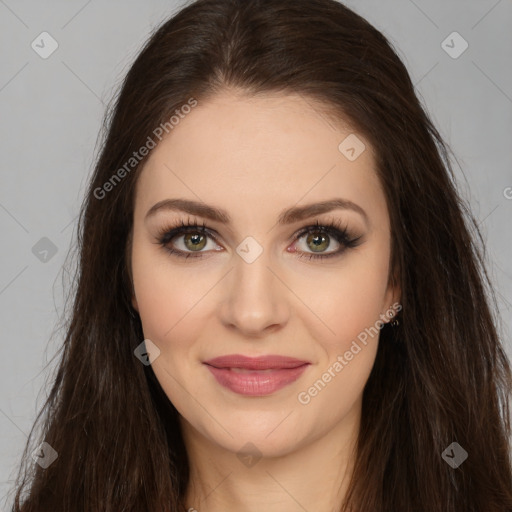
<box><xmin>218</xmin><ymin>250</ymin><xmax>290</xmax><ymax>337</ymax></box>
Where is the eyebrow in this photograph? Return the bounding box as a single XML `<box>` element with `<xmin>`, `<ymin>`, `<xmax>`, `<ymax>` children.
<box><xmin>145</xmin><ymin>197</ymin><xmax>369</xmax><ymax>227</ymax></box>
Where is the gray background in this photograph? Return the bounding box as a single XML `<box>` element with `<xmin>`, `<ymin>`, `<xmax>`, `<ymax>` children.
<box><xmin>0</xmin><ymin>0</ymin><xmax>511</xmax><ymax>508</ymax></box>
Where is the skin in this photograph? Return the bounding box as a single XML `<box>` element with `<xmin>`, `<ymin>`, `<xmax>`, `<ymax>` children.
<box><xmin>130</xmin><ymin>88</ymin><xmax>400</xmax><ymax>512</ymax></box>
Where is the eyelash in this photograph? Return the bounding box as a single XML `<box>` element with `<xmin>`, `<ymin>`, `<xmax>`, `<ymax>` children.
<box><xmin>154</xmin><ymin>216</ymin><xmax>363</xmax><ymax>261</ymax></box>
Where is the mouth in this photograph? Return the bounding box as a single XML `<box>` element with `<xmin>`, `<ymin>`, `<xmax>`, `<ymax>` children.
<box><xmin>203</xmin><ymin>354</ymin><xmax>311</xmax><ymax>396</ymax></box>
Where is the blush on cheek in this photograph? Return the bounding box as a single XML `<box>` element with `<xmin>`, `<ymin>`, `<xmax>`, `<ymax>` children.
<box><xmin>304</xmin><ymin>283</ymin><xmax>386</xmax><ymax>350</ymax></box>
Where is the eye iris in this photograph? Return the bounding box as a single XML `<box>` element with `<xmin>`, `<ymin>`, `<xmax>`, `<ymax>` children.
<box><xmin>184</xmin><ymin>232</ymin><xmax>206</xmax><ymax>251</ymax></box>
<box><xmin>307</xmin><ymin>232</ymin><xmax>329</xmax><ymax>252</ymax></box>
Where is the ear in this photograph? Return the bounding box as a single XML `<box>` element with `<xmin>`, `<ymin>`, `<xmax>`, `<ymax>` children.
<box><xmin>131</xmin><ymin>294</ymin><xmax>139</xmax><ymax>312</ymax></box>
<box><xmin>382</xmin><ymin>271</ymin><xmax>401</xmax><ymax>323</ymax></box>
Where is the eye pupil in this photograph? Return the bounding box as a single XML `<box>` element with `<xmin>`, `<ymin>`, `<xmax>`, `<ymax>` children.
<box><xmin>307</xmin><ymin>232</ymin><xmax>329</xmax><ymax>252</ymax></box>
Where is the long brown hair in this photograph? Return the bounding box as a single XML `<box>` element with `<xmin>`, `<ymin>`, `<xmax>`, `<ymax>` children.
<box><xmin>9</xmin><ymin>0</ymin><xmax>512</xmax><ymax>510</ymax></box>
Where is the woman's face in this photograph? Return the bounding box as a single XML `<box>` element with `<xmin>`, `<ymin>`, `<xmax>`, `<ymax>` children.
<box><xmin>130</xmin><ymin>89</ymin><xmax>400</xmax><ymax>457</ymax></box>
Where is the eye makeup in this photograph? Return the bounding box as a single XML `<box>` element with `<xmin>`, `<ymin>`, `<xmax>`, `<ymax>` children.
<box><xmin>153</xmin><ymin>215</ymin><xmax>364</xmax><ymax>261</ymax></box>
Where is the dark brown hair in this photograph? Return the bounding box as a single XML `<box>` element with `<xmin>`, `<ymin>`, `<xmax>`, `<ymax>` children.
<box><xmin>9</xmin><ymin>0</ymin><xmax>512</xmax><ymax>510</ymax></box>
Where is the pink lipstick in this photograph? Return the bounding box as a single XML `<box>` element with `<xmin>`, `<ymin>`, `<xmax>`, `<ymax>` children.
<box><xmin>203</xmin><ymin>354</ymin><xmax>310</xmax><ymax>396</ymax></box>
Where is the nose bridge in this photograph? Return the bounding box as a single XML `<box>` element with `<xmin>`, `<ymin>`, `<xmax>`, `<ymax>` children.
<box><xmin>219</xmin><ymin>245</ymin><xmax>289</xmax><ymax>335</ymax></box>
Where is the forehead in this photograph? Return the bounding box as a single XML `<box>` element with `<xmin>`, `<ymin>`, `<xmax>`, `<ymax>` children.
<box><xmin>134</xmin><ymin>91</ymin><xmax>387</xmax><ymax>229</ymax></box>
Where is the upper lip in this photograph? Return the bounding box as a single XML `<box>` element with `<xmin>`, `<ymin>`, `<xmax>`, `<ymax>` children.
<box><xmin>203</xmin><ymin>354</ymin><xmax>310</xmax><ymax>370</ymax></box>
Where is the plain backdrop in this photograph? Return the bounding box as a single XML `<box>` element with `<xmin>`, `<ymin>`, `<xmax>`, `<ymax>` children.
<box><xmin>0</xmin><ymin>0</ymin><xmax>511</xmax><ymax>509</ymax></box>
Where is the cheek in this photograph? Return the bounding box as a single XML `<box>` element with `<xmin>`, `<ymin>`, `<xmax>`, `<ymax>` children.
<box><xmin>293</xmin><ymin>241</ymin><xmax>391</xmax><ymax>350</ymax></box>
<box><xmin>131</xmin><ymin>245</ymin><xmax>211</xmax><ymax>414</ymax></box>
<box><xmin>130</xmin><ymin>233</ymin><xmax>209</xmax><ymax>350</ymax></box>
<box><xmin>130</xmin><ymin>240</ymin><xmax>218</xmax><ymax>435</ymax></box>
<box><xmin>294</xmin><ymin>251</ymin><xmax>389</xmax><ymax>415</ymax></box>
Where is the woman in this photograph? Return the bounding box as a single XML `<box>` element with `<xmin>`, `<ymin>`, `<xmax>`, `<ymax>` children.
<box><xmin>10</xmin><ymin>0</ymin><xmax>512</xmax><ymax>510</ymax></box>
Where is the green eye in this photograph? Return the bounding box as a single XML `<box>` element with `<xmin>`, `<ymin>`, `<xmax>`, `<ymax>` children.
<box><xmin>305</xmin><ymin>232</ymin><xmax>332</xmax><ymax>252</ymax></box>
<box><xmin>182</xmin><ymin>232</ymin><xmax>207</xmax><ymax>252</ymax></box>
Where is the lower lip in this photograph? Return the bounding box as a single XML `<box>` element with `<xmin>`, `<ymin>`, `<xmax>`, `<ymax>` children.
<box><xmin>204</xmin><ymin>364</ymin><xmax>309</xmax><ymax>396</ymax></box>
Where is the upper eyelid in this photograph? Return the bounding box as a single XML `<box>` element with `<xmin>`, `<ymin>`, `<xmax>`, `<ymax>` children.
<box><xmin>160</xmin><ymin>220</ymin><xmax>347</xmax><ymax>236</ymax></box>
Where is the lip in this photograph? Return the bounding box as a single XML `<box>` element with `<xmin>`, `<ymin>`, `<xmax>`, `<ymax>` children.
<box><xmin>203</xmin><ymin>354</ymin><xmax>310</xmax><ymax>396</ymax></box>
<box><xmin>204</xmin><ymin>354</ymin><xmax>309</xmax><ymax>370</ymax></box>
